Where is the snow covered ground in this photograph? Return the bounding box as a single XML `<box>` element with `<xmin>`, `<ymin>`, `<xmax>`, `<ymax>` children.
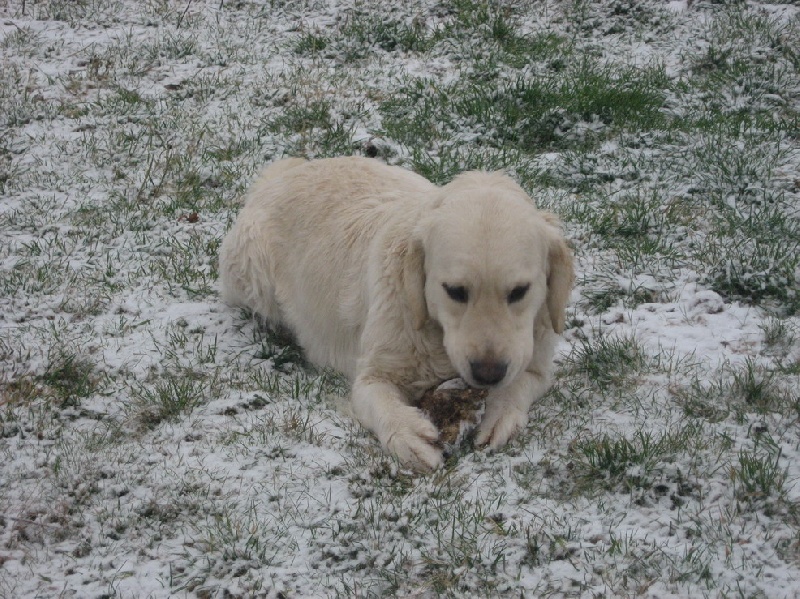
<box><xmin>1</xmin><ymin>0</ymin><xmax>799</xmax><ymax>597</ymax></box>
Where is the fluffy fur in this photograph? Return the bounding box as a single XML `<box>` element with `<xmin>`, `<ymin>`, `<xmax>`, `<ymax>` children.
<box><xmin>219</xmin><ymin>156</ymin><xmax>574</xmax><ymax>470</ymax></box>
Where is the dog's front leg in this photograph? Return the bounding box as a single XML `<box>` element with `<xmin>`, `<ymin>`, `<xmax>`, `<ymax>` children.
<box><xmin>351</xmin><ymin>376</ymin><xmax>443</xmax><ymax>471</ymax></box>
<box><xmin>475</xmin><ymin>368</ymin><xmax>551</xmax><ymax>449</ymax></box>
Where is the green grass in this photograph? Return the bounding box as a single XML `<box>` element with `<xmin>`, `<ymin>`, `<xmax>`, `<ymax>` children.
<box><xmin>380</xmin><ymin>59</ymin><xmax>669</xmax><ymax>156</ymax></box>
<box><xmin>674</xmin><ymin>357</ymin><xmax>796</xmax><ymax>427</ymax></box>
<box><xmin>40</xmin><ymin>350</ymin><xmax>102</xmax><ymax>408</ymax></box>
<box><xmin>129</xmin><ymin>370</ymin><xmax>214</xmax><ymax>429</ymax></box>
<box><xmin>568</xmin><ymin>425</ymin><xmax>709</xmax><ymax>497</ymax></box>
<box><xmin>563</xmin><ymin>330</ymin><xmax>653</xmax><ymax>391</ymax></box>
<box><xmin>733</xmin><ymin>444</ymin><xmax>787</xmax><ymax>504</ymax></box>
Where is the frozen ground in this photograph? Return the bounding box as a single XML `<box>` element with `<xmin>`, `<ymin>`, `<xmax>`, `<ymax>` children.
<box><xmin>1</xmin><ymin>0</ymin><xmax>799</xmax><ymax>597</ymax></box>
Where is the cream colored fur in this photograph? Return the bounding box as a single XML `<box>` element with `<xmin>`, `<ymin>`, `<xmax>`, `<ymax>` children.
<box><xmin>219</xmin><ymin>156</ymin><xmax>574</xmax><ymax>471</ymax></box>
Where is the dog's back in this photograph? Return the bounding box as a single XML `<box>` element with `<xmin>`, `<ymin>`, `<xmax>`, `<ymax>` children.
<box><xmin>219</xmin><ymin>157</ymin><xmax>435</xmax><ymax>376</ymax></box>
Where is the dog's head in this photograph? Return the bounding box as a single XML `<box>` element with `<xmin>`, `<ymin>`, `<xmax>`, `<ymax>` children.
<box><xmin>404</xmin><ymin>171</ymin><xmax>574</xmax><ymax>389</ymax></box>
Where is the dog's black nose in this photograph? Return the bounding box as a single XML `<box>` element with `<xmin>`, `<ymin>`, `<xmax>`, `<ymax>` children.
<box><xmin>470</xmin><ymin>360</ymin><xmax>508</xmax><ymax>386</ymax></box>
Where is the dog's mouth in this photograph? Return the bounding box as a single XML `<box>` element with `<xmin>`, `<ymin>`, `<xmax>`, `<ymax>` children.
<box><xmin>461</xmin><ymin>375</ymin><xmax>495</xmax><ymax>390</ymax></box>
<box><xmin>460</xmin><ymin>372</ymin><xmax>514</xmax><ymax>391</ymax></box>
<box><xmin>464</xmin><ymin>379</ymin><xmax>508</xmax><ymax>391</ymax></box>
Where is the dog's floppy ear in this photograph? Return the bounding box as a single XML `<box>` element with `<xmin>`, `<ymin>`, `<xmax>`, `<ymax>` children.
<box><xmin>543</xmin><ymin>215</ymin><xmax>574</xmax><ymax>334</ymax></box>
<box><xmin>402</xmin><ymin>234</ymin><xmax>428</xmax><ymax>330</ymax></box>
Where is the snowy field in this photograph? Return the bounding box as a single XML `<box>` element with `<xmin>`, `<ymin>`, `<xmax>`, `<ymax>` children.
<box><xmin>1</xmin><ymin>0</ymin><xmax>800</xmax><ymax>597</ymax></box>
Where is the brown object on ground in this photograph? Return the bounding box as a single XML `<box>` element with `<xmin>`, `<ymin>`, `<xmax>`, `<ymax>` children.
<box><xmin>413</xmin><ymin>382</ymin><xmax>488</xmax><ymax>445</ymax></box>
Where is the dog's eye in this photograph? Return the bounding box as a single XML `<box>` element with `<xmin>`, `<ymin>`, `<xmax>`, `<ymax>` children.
<box><xmin>507</xmin><ymin>284</ymin><xmax>530</xmax><ymax>304</ymax></box>
<box><xmin>443</xmin><ymin>284</ymin><xmax>468</xmax><ymax>304</ymax></box>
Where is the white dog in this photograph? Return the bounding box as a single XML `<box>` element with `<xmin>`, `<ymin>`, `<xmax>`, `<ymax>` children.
<box><xmin>219</xmin><ymin>157</ymin><xmax>573</xmax><ymax>471</ymax></box>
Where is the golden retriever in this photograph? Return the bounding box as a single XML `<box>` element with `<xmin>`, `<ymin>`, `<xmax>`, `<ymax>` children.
<box><xmin>219</xmin><ymin>156</ymin><xmax>573</xmax><ymax>471</ymax></box>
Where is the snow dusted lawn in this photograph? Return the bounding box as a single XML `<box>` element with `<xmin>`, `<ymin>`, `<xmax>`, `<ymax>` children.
<box><xmin>1</xmin><ymin>0</ymin><xmax>799</xmax><ymax>597</ymax></box>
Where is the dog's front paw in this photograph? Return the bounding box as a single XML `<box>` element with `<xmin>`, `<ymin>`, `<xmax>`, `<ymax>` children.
<box><xmin>475</xmin><ymin>405</ymin><xmax>528</xmax><ymax>449</ymax></box>
<box><xmin>384</xmin><ymin>407</ymin><xmax>443</xmax><ymax>472</ymax></box>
